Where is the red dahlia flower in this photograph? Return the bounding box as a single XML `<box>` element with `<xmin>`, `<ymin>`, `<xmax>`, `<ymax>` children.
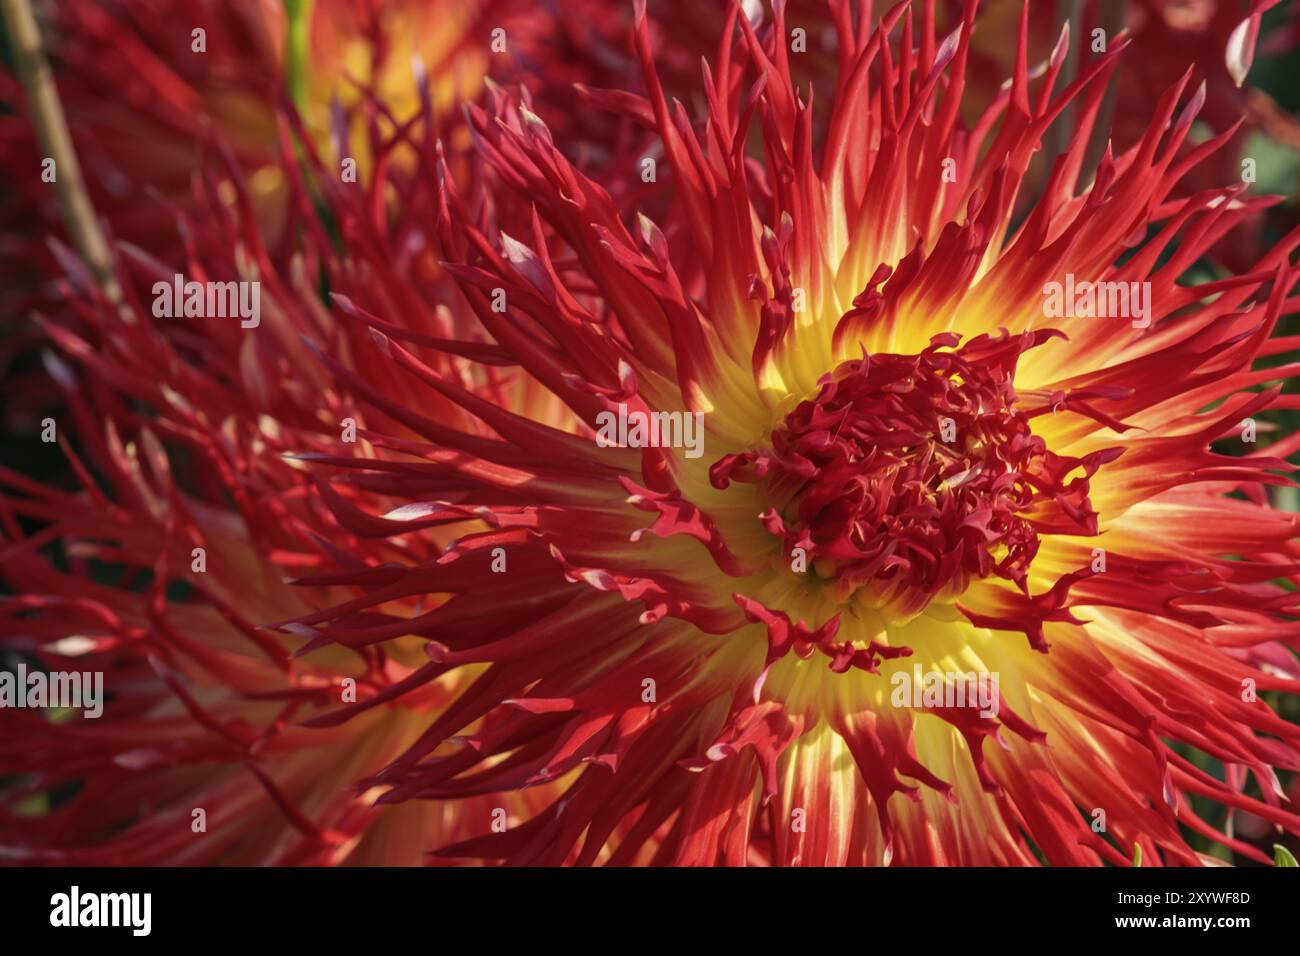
<box><xmin>295</xmin><ymin>0</ymin><xmax>1300</xmax><ymax>865</ymax></box>
<box><xmin>2</xmin><ymin>0</ymin><xmax>1299</xmax><ymax>868</ymax></box>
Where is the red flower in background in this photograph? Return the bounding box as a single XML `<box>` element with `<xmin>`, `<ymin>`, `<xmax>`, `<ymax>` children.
<box><xmin>0</xmin><ymin>0</ymin><xmax>710</xmax><ymax>423</ymax></box>
<box><xmin>0</xmin><ymin>89</ymin><xmax>571</xmax><ymax>861</ymax></box>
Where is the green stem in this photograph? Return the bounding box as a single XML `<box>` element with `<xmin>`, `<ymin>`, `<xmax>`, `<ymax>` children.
<box><xmin>1</xmin><ymin>0</ymin><xmax>121</xmax><ymax>303</ymax></box>
<box><xmin>283</xmin><ymin>0</ymin><xmax>314</xmax><ymax>115</ymax></box>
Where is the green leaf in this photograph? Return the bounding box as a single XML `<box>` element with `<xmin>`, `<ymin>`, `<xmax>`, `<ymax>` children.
<box><xmin>1132</xmin><ymin>844</ymin><xmax>1142</xmax><ymax>867</ymax></box>
<box><xmin>1276</xmin><ymin>483</ymin><xmax>1300</xmax><ymax>515</ymax></box>
<box><xmin>1242</xmin><ymin>130</ymin><xmax>1300</xmax><ymax>199</ymax></box>
<box><xmin>1275</xmin><ymin>844</ymin><xmax>1298</xmax><ymax>867</ymax></box>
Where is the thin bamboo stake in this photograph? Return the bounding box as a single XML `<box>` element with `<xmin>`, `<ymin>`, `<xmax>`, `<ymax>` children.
<box><xmin>2</xmin><ymin>0</ymin><xmax>122</xmax><ymax>303</ymax></box>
